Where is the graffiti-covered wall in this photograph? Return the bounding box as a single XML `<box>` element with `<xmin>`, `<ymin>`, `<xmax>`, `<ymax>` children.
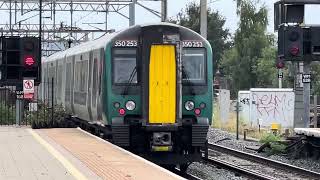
<box><xmin>249</xmin><ymin>88</ymin><xmax>295</xmax><ymax>128</ymax></box>
<box><xmin>214</xmin><ymin>88</ymin><xmax>295</xmax><ymax>132</ymax></box>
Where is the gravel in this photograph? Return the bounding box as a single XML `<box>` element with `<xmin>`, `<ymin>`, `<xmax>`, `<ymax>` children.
<box><xmin>187</xmin><ymin>162</ymin><xmax>248</xmax><ymax>180</ymax></box>
<box><xmin>206</xmin><ymin>127</ymin><xmax>320</xmax><ymax>173</ymax></box>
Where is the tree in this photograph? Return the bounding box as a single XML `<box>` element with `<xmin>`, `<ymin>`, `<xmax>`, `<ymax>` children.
<box><xmin>169</xmin><ymin>2</ymin><xmax>231</xmax><ymax>70</ymax></box>
<box><xmin>220</xmin><ymin>0</ymin><xmax>273</xmax><ymax>97</ymax></box>
<box><xmin>311</xmin><ymin>63</ymin><xmax>320</xmax><ymax>96</ymax></box>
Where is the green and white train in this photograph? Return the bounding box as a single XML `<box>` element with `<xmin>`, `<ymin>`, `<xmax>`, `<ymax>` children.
<box><xmin>41</xmin><ymin>23</ymin><xmax>213</xmax><ymax>169</ymax></box>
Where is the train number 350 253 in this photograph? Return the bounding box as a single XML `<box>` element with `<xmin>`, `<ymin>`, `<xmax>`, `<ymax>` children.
<box><xmin>182</xmin><ymin>41</ymin><xmax>203</xmax><ymax>48</ymax></box>
<box><xmin>114</xmin><ymin>40</ymin><xmax>138</xmax><ymax>47</ymax></box>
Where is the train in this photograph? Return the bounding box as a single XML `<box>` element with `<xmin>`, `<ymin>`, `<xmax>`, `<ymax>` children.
<box><xmin>41</xmin><ymin>22</ymin><xmax>213</xmax><ymax>170</ymax></box>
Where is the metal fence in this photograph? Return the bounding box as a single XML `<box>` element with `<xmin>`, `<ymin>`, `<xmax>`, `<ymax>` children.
<box><xmin>0</xmin><ymin>78</ymin><xmax>58</xmax><ymax>127</ymax></box>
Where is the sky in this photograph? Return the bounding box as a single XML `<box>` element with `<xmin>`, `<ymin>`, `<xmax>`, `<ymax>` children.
<box><xmin>106</xmin><ymin>0</ymin><xmax>320</xmax><ymax>35</ymax></box>
<box><xmin>3</xmin><ymin>0</ymin><xmax>319</xmax><ymax>39</ymax></box>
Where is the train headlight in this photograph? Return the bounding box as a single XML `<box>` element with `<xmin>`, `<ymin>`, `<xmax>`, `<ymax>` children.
<box><xmin>125</xmin><ymin>101</ymin><xmax>136</xmax><ymax>111</ymax></box>
<box><xmin>184</xmin><ymin>101</ymin><xmax>195</xmax><ymax>111</ymax></box>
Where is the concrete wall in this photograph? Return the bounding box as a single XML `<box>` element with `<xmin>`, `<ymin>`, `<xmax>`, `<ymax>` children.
<box><xmin>249</xmin><ymin>88</ymin><xmax>295</xmax><ymax>129</ymax></box>
<box><xmin>217</xmin><ymin>89</ymin><xmax>230</xmax><ymax>123</ymax></box>
<box><xmin>238</xmin><ymin>91</ymin><xmax>250</xmax><ymax>126</ymax></box>
<box><xmin>214</xmin><ymin>88</ymin><xmax>297</xmax><ymax>134</ymax></box>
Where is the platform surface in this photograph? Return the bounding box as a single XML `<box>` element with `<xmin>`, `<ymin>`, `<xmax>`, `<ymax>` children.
<box><xmin>0</xmin><ymin>126</ymin><xmax>75</xmax><ymax>180</ymax></box>
<box><xmin>36</xmin><ymin>128</ymin><xmax>184</xmax><ymax>180</ymax></box>
<box><xmin>0</xmin><ymin>126</ymin><xmax>183</xmax><ymax>180</ymax></box>
<box><xmin>294</xmin><ymin>128</ymin><xmax>320</xmax><ymax>138</ymax></box>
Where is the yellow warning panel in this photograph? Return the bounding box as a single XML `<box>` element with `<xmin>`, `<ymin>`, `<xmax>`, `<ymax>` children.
<box><xmin>149</xmin><ymin>45</ymin><xmax>176</xmax><ymax>124</ymax></box>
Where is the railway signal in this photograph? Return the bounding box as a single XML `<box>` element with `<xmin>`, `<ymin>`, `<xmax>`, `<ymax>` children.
<box><xmin>278</xmin><ymin>26</ymin><xmax>304</xmax><ymax>61</ymax></box>
<box><xmin>21</xmin><ymin>37</ymin><xmax>40</xmax><ymax>83</ymax></box>
<box><xmin>286</xmin><ymin>26</ymin><xmax>303</xmax><ymax>58</ymax></box>
<box><xmin>0</xmin><ymin>36</ymin><xmax>40</xmax><ymax>85</ymax></box>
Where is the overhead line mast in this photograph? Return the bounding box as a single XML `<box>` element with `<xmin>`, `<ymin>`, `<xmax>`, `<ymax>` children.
<box><xmin>0</xmin><ymin>0</ymin><xmax>162</xmax><ymax>56</ymax></box>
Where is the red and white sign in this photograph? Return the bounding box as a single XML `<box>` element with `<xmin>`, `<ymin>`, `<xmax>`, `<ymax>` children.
<box><xmin>23</xmin><ymin>79</ymin><xmax>34</xmax><ymax>99</ymax></box>
<box><xmin>24</xmin><ymin>93</ymin><xmax>34</xmax><ymax>99</ymax></box>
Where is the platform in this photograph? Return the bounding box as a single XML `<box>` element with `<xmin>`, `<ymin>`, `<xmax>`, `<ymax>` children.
<box><xmin>294</xmin><ymin>128</ymin><xmax>320</xmax><ymax>138</ymax></box>
<box><xmin>0</xmin><ymin>126</ymin><xmax>183</xmax><ymax>180</ymax></box>
<box><xmin>0</xmin><ymin>126</ymin><xmax>75</xmax><ymax>180</ymax></box>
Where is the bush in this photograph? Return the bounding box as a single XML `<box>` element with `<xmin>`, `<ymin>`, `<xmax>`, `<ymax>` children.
<box><xmin>260</xmin><ymin>133</ymin><xmax>287</xmax><ymax>155</ymax></box>
<box><xmin>26</xmin><ymin>103</ymin><xmax>69</xmax><ymax>129</ymax></box>
<box><xmin>0</xmin><ymin>102</ymin><xmax>16</xmax><ymax>124</ymax></box>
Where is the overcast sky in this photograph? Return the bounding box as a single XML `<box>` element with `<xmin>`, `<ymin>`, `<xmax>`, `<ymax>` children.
<box><xmin>5</xmin><ymin>0</ymin><xmax>318</xmax><ymax>39</ymax></box>
<box><xmin>106</xmin><ymin>0</ymin><xmax>320</xmax><ymax>34</ymax></box>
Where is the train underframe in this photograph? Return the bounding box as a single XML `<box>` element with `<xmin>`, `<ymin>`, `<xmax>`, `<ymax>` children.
<box><xmin>69</xmin><ymin>115</ymin><xmax>209</xmax><ymax>171</ymax></box>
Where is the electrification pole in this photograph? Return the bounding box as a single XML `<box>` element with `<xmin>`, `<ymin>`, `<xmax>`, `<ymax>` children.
<box><xmin>303</xmin><ymin>62</ymin><xmax>311</xmax><ymax>127</ymax></box>
<box><xmin>200</xmin><ymin>0</ymin><xmax>207</xmax><ymax>39</ymax></box>
<box><xmin>129</xmin><ymin>0</ymin><xmax>136</xmax><ymax>26</ymax></box>
<box><xmin>161</xmin><ymin>0</ymin><xmax>167</xmax><ymax>22</ymax></box>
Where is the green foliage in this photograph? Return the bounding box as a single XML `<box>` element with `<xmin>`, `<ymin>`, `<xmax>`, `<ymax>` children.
<box><xmin>0</xmin><ymin>102</ymin><xmax>16</xmax><ymax>124</ymax></box>
<box><xmin>27</xmin><ymin>103</ymin><xmax>69</xmax><ymax>129</ymax></box>
<box><xmin>260</xmin><ymin>133</ymin><xmax>287</xmax><ymax>155</ymax></box>
<box><xmin>220</xmin><ymin>0</ymin><xmax>277</xmax><ymax>98</ymax></box>
<box><xmin>169</xmin><ymin>2</ymin><xmax>231</xmax><ymax>72</ymax></box>
<box><xmin>311</xmin><ymin>62</ymin><xmax>320</xmax><ymax>96</ymax></box>
<box><xmin>269</xmin><ymin>143</ymin><xmax>287</xmax><ymax>155</ymax></box>
<box><xmin>256</xmin><ymin>47</ymin><xmax>278</xmax><ymax>87</ymax></box>
<box><xmin>259</xmin><ymin>133</ymin><xmax>281</xmax><ymax>144</ymax></box>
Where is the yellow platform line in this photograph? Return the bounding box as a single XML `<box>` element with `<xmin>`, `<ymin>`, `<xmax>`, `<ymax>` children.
<box><xmin>28</xmin><ymin>129</ymin><xmax>88</xmax><ymax>180</ymax></box>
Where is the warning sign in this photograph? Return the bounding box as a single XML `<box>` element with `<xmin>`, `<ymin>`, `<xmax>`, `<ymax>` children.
<box><xmin>23</xmin><ymin>79</ymin><xmax>34</xmax><ymax>94</ymax></box>
<box><xmin>23</xmin><ymin>79</ymin><xmax>34</xmax><ymax>100</ymax></box>
<box><xmin>24</xmin><ymin>93</ymin><xmax>34</xmax><ymax>99</ymax></box>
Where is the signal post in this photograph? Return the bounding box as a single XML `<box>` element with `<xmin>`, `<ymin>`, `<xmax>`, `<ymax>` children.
<box><xmin>0</xmin><ymin>36</ymin><xmax>41</xmax><ymax>125</ymax></box>
<box><xmin>275</xmin><ymin>0</ymin><xmax>320</xmax><ymax>128</ymax></box>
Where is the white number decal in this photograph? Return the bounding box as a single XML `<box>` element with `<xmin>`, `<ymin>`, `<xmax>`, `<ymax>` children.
<box><xmin>182</xmin><ymin>41</ymin><xmax>203</xmax><ymax>47</ymax></box>
<box><xmin>114</xmin><ymin>40</ymin><xmax>138</xmax><ymax>47</ymax></box>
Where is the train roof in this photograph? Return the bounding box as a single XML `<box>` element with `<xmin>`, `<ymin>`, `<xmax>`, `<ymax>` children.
<box><xmin>43</xmin><ymin>22</ymin><xmax>209</xmax><ymax>63</ymax></box>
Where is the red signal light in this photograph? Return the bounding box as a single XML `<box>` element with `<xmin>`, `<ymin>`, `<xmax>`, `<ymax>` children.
<box><xmin>24</xmin><ymin>56</ymin><xmax>35</xmax><ymax>66</ymax></box>
<box><xmin>276</xmin><ymin>56</ymin><xmax>285</xmax><ymax>69</ymax></box>
<box><xmin>276</xmin><ymin>62</ymin><xmax>285</xmax><ymax>69</ymax></box>
<box><xmin>290</xmin><ymin>46</ymin><xmax>299</xmax><ymax>56</ymax></box>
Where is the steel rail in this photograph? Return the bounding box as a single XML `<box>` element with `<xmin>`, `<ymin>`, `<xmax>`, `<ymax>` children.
<box><xmin>208</xmin><ymin>143</ymin><xmax>320</xmax><ymax>179</ymax></box>
<box><xmin>205</xmin><ymin>156</ymin><xmax>273</xmax><ymax>180</ymax></box>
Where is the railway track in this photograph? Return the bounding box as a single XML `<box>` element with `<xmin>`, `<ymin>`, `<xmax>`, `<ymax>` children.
<box><xmin>171</xmin><ymin>168</ymin><xmax>203</xmax><ymax>180</ymax></box>
<box><xmin>204</xmin><ymin>143</ymin><xmax>320</xmax><ymax>180</ymax></box>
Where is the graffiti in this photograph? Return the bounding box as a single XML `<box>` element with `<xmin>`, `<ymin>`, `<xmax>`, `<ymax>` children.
<box><xmin>251</xmin><ymin>92</ymin><xmax>294</xmax><ymax>124</ymax></box>
<box><xmin>240</xmin><ymin>98</ymin><xmax>250</xmax><ymax>105</ymax></box>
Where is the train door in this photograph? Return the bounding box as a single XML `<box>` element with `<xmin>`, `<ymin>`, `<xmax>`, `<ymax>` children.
<box><xmin>149</xmin><ymin>45</ymin><xmax>176</xmax><ymax>124</ymax></box>
<box><xmin>141</xmin><ymin>26</ymin><xmax>181</xmax><ymax>125</ymax></box>
<box><xmin>71</xmin><ymin>55</ymin><xmax>75</xmax><ymax>114</ymax></box>
<box><xmin>91</xmin><ymin>49</ymin><xmax>99</xmax><ymax>122</ymax></box>
<box><xmin>87</xmin><ymin>51</ymin><xmax>93</xmax><ymax>121</ymax></box>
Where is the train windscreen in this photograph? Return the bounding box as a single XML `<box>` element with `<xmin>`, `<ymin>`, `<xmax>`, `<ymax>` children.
<box><xmin>112</xmin><ymin>48</ymin><xmax>137</xmax><ymax>84</ymax></box>
<box><xmin>182</xmin><ymin>48</ymin><xmax>206</xmax><ymax>85</ymax></box>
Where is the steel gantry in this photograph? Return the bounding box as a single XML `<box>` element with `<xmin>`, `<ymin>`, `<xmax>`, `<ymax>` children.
<box><xmin>0</xmin><ymin>0</ymin><xmax>166</xmax><ymax>56</ymax></box>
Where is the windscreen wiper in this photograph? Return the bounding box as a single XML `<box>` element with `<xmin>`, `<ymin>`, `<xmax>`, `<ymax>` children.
<box><xmin>122</xmin><ymin>66</ymin><xmax>137</xmax><ymax>96</ymax></box>
<box><xmin>182</xmin><ymin>67</ymin><xmax>195</xmax><ymax>95</ymax></box>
